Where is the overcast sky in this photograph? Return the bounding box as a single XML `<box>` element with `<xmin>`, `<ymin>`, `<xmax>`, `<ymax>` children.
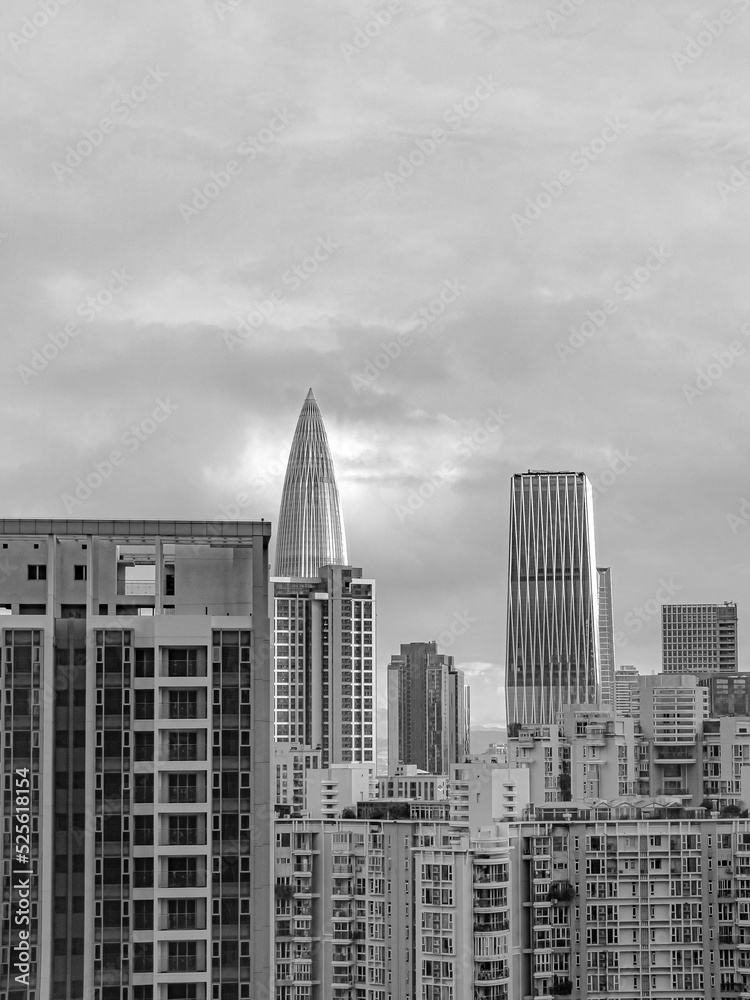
<box><xmin>3</xmin><ymin>0</ymin><xmax>750</xmax><ymax>729</ymax></box>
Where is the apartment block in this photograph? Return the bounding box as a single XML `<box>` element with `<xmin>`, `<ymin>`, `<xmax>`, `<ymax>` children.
<box><xmin>662</xmin><ymin>603</ymin><xmax>739</xmax><ymax>675</ymax></box>
<box><xmin>274</xmin><ymin>744</ymin><xmax>321</xmax><ymax>815</ymax></box>
<box><xmin>516</xmin><ymin>817</ymin><xmax>750</xmax><ymax>1000</ymax></box>
<box><xmin>614</xmin><ymin>665</ymin><xmax>641</xmax><ymax>720</ymax></box>
<box><xmin>272</xmin><ymin>566</ymin><xmax>375</xmax><ymax>767</ymax></box>
<box><xmin>273</xmin><ymin>819</ymin><xmax>516</xmax><ymax>1000</ymax></box>
<box><xmin>699</xmin><ymin>718</ymin><xmax>750</xmax><ymax>811</ymax></box>
<box><xmin>449</xmin><ymin>763</ymin><xmax>530</xmax><ymax>827</ymax></box>
<box><xmin>0</xmin><ymin>518</ymin><xmax>272</xmax><ymax>1000</ymax></box>
<box><xmin>638</xmin><ymin>675</ymin><xmax>709</xmax><ymax>804</ymax></box>
<box><xmin>506</xmin><ymin>709</ymin><xmax>640</xmax><ymax>806</ymax></box>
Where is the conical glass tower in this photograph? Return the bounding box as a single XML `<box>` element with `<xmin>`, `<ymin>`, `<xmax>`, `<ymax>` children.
<box><xmin>274</xmin><ymin>389</ymin><xmax>348</xmax><ymax>577</ymax></box>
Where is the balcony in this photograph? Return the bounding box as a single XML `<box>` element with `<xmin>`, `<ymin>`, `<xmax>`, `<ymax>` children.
<box><xmin>654</xmin><ymin>749</ymin><xmax>696</xmax><ymax>763</ymax></box>
<box><xmin>475</xmin><ymin>962</ymin><xmax>509</xmax><ymax>984</ymax></box>
<box><xmin>474</xmin><ymin>866</ymin><xmax>509</xmax><ymax>886</ymax></box>
<box><xmin>658</xmin><ymin>786</ymin><xmax>691</xmax><ymax>797</ymax></box>
<box><xmin>474</xmin><ymin>893</ymin><xmax>508</xmax><ymax>911</ymax></box>
<box><xmin>474</xmin><ymin>917</ymin><xmax>510</xmax><ymax>933</ymax></box>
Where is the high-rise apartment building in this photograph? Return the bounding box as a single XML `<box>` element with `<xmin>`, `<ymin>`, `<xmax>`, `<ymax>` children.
<box><xmin>272</xmin><ymin>566</ymin><xmax>375</xmax><ymax>767</ymax></box>
<box><xmin>272</xmin><ymin>392</ymin><xmax>375</xmax><ymax>769</ymax></box>
<box><xmin>516</xmin><ymin>816</ymin><xmax>750</xmax><ymax>1000</ymax></box>
<box><xmin>0</xmin><ymin>518</ymin><xmax>272</xmax><ymax>1000</ymax></box>
<box><xmin>387</xmin><ymin>641</ymin><xmax>469</xmax><ymax>775</ymax></box>
<box><xmin>505</xmin><ymin>471</ymin><xmax>601</xmax><ymax>726</ymax></box>
<box><xmin>662</xmin><ymin>602</ymin><xmax>738</xmax><ymax>674</ymax></box>
<box><xmin>597</xmin><ymin>568</ymin><xmax>615</xmax><ymax>708</ymax></box>
<box><xmin>273</xmin><ymin>817</ymin><xmax>516</xmax><ymax>1000</ymax></box>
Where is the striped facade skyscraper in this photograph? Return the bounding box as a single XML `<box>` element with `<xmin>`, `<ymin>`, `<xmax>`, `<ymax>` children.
<box><xmin>505</xmin><ymin>471</ymin><xmax>601</xmax><ymax>726</ymax></box>
<box><xmin>273</xmin><ymin>388</ymin><xmax>347</xmax><ymax>578</ymax></box>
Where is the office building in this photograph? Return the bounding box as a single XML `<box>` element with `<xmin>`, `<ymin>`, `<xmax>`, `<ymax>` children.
<box><xmin>0</xmin><ymin>518</ymin><xmax>272</xmax><ymax>1000</ymax></box>
<box><xmin>614</xmin><ymin>664</ymin><xmax>641</xmax><ymax>720</ymax></box>
<box><xmin>505</xmin><ymin>471</ymin><xmax>601</xmax><ymax>726</ymax></box>
<box><xmin>387</xmin><ymin>641</ymin><xmax>470</xmax><ymax>775</ymax></box>
<box><xmin>662</xmin><ymin>602</ymin><xmax>738</xmax><ymax>675</ymax></box>
<box><xmin>597</xmin><ymin>568</ymin><xmax>615</xmax><ymax>708</ymax></box>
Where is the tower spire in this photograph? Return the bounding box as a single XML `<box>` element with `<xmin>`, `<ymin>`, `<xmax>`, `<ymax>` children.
<box><xmin>274</xmin><ymin>390</ymin><xmax>348</xmax><ymax>577</ymax></box>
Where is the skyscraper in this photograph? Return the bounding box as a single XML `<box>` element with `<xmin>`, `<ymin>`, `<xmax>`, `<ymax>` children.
<box><xmin>274</xmin><ymin>388</ymin><xmax>347</xmax><ymax>578</ymax></box>
<box><xmin>272</xmin><ymin>565</ymin><xmax>375</xmax><ymax>767</ymax></box>
<box><xmin>0</xmin><ymin>518</ymin><xmax>272</xmax><ymax>1000</ymax></box>
<box><xmin>597</xmin><ymin>567</ymin><xmax>615</xmax><ymax>708</ymax></box>
<box><xmin>387</xmin><ymin>641</ymin><xmax>470</xmax><ymax>774</ymax></box>
<box><xmin>272</xmin><ymin>391</ymin><xmax>375</xmax><ymax>768</ymax></box>
<box><xmin>505</xmin><ymin>471</ymin><xmax>601</xmax><ymax>726</ymax></box>
<box><xmin>661</xmin><ymin>602</ymin><xmax>738</xmax><ymax>674</ymax></box>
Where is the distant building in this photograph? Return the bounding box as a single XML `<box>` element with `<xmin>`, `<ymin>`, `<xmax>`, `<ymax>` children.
<box><xmin>597</xmin><ymin>567</ymin><xmax>616</xmax><ymax>707</ymax></box>
<box><xmin>274</xmin><ymin>743</ymin><xmax>321</xmax><ymax>814</ymax></box>
<box><xmin>614</xmin><ymin>663</ymin><xmax>641</xmax><ymax>719</ymax></box>
<box><xmin>449</xmin><ymin>762</ymin><xmax>531</xmax><ymax>826</ymax></box>
<box><xmin>505</xmin><ymin>471</ymin><xmax>601</xmax><ymax>725</ymax></box>
<box><xmin>387</xmin><ymin>641</ymin><xmax>470</xmax><ymax>774</ymax></box>
<box><xmin>661</xmin><ymin>601</ymin><xmax>738</xmax><ymax>674</ymax></box>
<box><xmin>305</xmin><ymin>764</ymin><xmax>373</xmax><ymax>819</ymax></box>
<box><xmin>701</xmin><ymin>672</ymin><xmax>750</xmax><ymax>717</ymax></box>
<box><xmin>506</xmin><ymin>707</ymin><xmax>641</xmax><ymax>806</ymax></box>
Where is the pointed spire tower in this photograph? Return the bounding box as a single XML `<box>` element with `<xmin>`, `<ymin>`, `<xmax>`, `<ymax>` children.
<box><xmin>274</xmin><ymin>389</ymin><xmax>348</xmax><ymax>577</ymax></box>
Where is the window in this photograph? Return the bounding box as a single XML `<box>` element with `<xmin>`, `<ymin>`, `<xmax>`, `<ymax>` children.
<box><xmin>134</xmin><ymin>689</ymin><xmax>154</xmax><ymax>720</ymax></box>
<box><xmin>134</xmin><ymin>899</ymin><xmax>154</xmax><ymax>930</ymax></box>
<box><xmin>167</xmin><ymin>940</ymin><xmax>198</xmax><ymax>972</ymax></box>
<box><xmin>134</xmin><ymin>731</ymin><xmax>154</xmax><ymax>761</ymax></box>
<box><xmin>133</xmin><ymin>941</ymin><xmax>153</xmax><ymax>974</ymax></box>
<box><xmin>74</xmin><ymin>565</ymin><xmax>87</xmax><ymax>580</ymax></box>
<box><xmin>169</xmin><ymin>689</ymin><xmax>199</xmax><ymax>719</ymax></box>
<box><xmin>168</xmin><ymin>772</ymin><xmax>198</xmax><ymax>803</ymax></box>
<box><xmin>27</xmin><ymin>565</ymin><xmax>46</xmax><ymax>580</ymax></box>
<box><xmin>133</xmin><ymin>857</ymin><xmax>153</xmax><ymax>888</ymax></box>
<box><xmin>168</xmin><ymin>731</ymin><xmax>198</xmax><ymax>761</ymax></box>
<box><xmin>134</xmin><ymin>815</ymin><xmax>154</xmax><ymax>846</ymax></box>
<box><xmin>167</xmin><ymin>898</ymin><xmax>198</xmax><ymax>930</ymax></box>
<box><xmin>168</xmin><ymin>648</ymin><xmax>199</xmax><ymax>677</ymax></box>
<box><xmin>168</xmin><ymin>815</ymin><xmax>199</xmax><ymax>846</ymax></box>
<box><xmin>134</xmin><ymin>773</ymin><xmax>153</xmax><ymax>803</ymax></box>
<box><xmin>167</xmin><ymin>856</ymin><xmax>200</xmax><ymax>888</ymax></box>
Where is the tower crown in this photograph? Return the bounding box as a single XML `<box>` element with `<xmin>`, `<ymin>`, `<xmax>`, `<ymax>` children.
<box><xmin>274</xmin><ymin>389</ymin><xmax>348</xmax><ymax>577</ymax></box>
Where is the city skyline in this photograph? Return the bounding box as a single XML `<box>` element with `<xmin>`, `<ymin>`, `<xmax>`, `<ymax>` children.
<box><xmin>3</xmin><ymin>4</ymin><xmax>750</xmax><ymax>731</ymax></box>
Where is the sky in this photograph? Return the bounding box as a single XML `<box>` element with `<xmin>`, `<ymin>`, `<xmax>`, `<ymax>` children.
<box><xmin>2</xmin><ymin>0</ymin><xmax>750</xmax><ymax>730</ymax></box>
